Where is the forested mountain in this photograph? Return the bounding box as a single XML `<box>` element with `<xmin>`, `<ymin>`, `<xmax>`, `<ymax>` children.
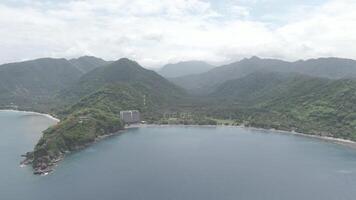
<box><xmin>59</xmin><ymin>58</ymin><xmax>185</xmax><ymax>107</ymax></box>
<box><xmin>0</xmin><ymin>57</ymin><xmax>108</xmax><ymax>111</ymax></box>
<box><xmin>4</xmin><ymin>56</ymin><xmax>353</xmax><ymax>174</ymax></box>
<box><xmin>69</xmin><ymin>56</ymin><xmax>109</xmax><ymax>73</ymax></box>
<box><xmin>205</xmin><ymin>72</ymin><xmax>356</xmax><ymax>140</ymax></box>
<box><xmin>171</xmin><ymin>57</ymin><xmax>356</xmax><ymax>93</ymax></box>
<box><xmin>293</xmin><ymin>57</ymin><xmax>356</xmax><ymax>79</ymax></box>
<box><xmin>158</xmin><ymin>61</ymin><xmax>215</xmax><ymax>78</ymax></box>
<box><xmin>27</xmin><ymin>58</ymin><xmax>186</xmax><ymax>174</ymax></box>
<box><xmin>0</xmin><ymin>58</ymin><xmax>83</xmax><ymax>110</ymax></box>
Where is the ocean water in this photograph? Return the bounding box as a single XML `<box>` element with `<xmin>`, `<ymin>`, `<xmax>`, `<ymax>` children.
<box><xmin>1</xmin><ymin>110</ymin><xmax>356</xmax><ymax>200</ymax></box>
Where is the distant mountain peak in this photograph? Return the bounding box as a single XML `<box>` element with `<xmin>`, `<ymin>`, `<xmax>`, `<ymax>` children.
<box><xmin>171</xmin><ymin>56</ymin><xmax>356</xmax><ymax>93</ymax></box>
<box><xmin>115</xmin><ymin>57</ymin><xmax>138</xmax><ymax>64</ymax></box>
<box><xmin>61</xmin><ymin>57</ymin><xmax>185</xmax><ymax>105</ymax></box>
<box><xmin>69</xmin><ymin>56</ymin><xmax>108</xmax><ymax>73</ymax></box>
<box><xmin>109</xmin><ymin>58</ymin><xmax>143</xmax><ymax>71</ymax></box>
<box><xmin>249</xmin><ymin>56</ymin><xmax>261</xmax><ymax>60</ymax></box>
<box><xmin>158</xmin><ymin>60</ymin><xmax>215</xmax><ymax>78</ymax></box>
<box><xmin>72</xmin><ymin>55</ymin><xmax>106</xmax><ymax>62</ymax></box>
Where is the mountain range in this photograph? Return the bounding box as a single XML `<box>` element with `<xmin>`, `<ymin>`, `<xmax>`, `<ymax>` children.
<box><xmin>171</xmin><ymin>56</ymin><xmax>356</xmax><ymax>93</ymax></box>
<box><xmin>0</xmin><ymin>55</ymin><xmax>354</xmax><ymax>174</ymax></box>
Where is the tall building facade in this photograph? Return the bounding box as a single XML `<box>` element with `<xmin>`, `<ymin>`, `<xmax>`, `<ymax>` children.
<box><xmin>120</xmin><ymin>110</ymin><xmax>140</xmax><ymax>124</ymax></box>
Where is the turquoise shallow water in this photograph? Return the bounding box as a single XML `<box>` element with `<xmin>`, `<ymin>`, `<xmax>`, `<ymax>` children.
<box><xmin>1</xmin><ymin>111</ymin><xmax>356</xmax><ymax>200</ymax></box>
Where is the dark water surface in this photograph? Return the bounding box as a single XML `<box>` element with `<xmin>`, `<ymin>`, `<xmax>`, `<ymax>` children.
<box><xmin>1</xmin><ymin>111</ymin><xmax>356</xmax><ymax>200</ymax></box>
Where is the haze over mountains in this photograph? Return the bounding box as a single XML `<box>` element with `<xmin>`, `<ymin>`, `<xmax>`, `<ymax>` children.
<box><xmin>69</xmin><ymin>56</ymin><xmax>110</xmax><ymax>73</ymax></box>
<box><xmin>158</xmin><ymin>61</ymin><xmax>215</xmax><ymax>78</ymax></box>
<box><xmin>171</xmin><ymin>56</ymin><xmax>356</xmax><ymax>93</ymax></box>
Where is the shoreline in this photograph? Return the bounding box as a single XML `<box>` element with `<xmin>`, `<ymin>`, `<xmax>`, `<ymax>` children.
<box><xmin>248</xmin><ymin>127</ymin><xmax>356</xmax><ymax>149</ymax></box>
<box><xmin>0</xmin><ymin>109</ymin><xmax>60</xmax><ymax>175</ymax></box>
<box><xmin>137</xmin><ymin>124</ymin><xmax>356</xmax><ymax>149</ymax></box>
<box><xmin>3</xmin><ymin>109</ymin><xmax>352</xmax><ymax>149</ymax></box>
<box><xmin>1</xmin><ymin>110</ymin><xmax>354</xmax><ymax>174</ymax></box>
<box><xmin>31</xmin><ymin>128</ymin><xmax>128</xmax><ymax>175</ymax></box>
<box><xmin>0</xmin><ymin>109</ymin><xmax>60</xmax><ymax>122</ymax></box>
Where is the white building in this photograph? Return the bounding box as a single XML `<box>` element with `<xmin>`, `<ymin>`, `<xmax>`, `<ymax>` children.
<box><xmin>120</xmin><ymin>110</ymin><xmax>140</xmax><ymax>124</ymax></box>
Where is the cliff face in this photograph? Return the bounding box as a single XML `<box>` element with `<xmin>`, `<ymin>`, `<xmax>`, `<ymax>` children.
<box><xmin>23</xmin><ymin>109</ymin><xmax>124</xmax><ymax>174</ymax></box>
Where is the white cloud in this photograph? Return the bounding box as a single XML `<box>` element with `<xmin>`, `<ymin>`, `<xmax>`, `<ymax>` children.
<box><xmin>0</xmin><ymin>0</ymin><xmax>355</xmax><ymax>67</ymax></box>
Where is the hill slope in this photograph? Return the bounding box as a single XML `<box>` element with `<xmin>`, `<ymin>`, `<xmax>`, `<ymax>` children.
<box><xmin>0</xmin><ymin>56</ymin><xmax>109</xmax><ymax>111</ymax></box>
<box><xmin>206</xmin><ymin>72</ymin><xmax>356</xmax><ymax>140</ymax></box>
<box><xmin>172</xmin><ymin>57</ymin><xmax>356</xmax><ymax>93</ymax></box>
<box><xmin>59</xmin><ymin>58</ymin><xmax>185</xmax><ymax>107</ymax></box>
<box><xmin>158</xmin><ymin>61</ymin><xmax>215</xmax><ymax>78</ymax></box>
<box><xmin>26</xmin><ymin>58</ymin><xmax>186</xmax><ymax>174</ymax></box>
<box><xmin>69</xmin><ymin>56</ymin><xmax>109</xmax><ymax>73</ymax></box>
<box><xmin>0</xmin><ymin>58</ymin><xmax>83</xmax><ymax>111</ymax></box>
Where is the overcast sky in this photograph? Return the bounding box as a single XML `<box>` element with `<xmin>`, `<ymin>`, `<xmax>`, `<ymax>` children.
<box><xmin>0</xmin><ymin>0</ymin><xmax>355</xmax><ymax>68</ymax></box>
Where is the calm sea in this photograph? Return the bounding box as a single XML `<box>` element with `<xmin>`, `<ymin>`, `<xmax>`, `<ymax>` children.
<box><xmin>1</xmin><ymin>110</ymin><xmax>356</xmax><ymax>200</ymax></box>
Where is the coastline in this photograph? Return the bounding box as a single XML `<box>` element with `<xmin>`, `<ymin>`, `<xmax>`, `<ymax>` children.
<box><xmin>137</xmin><ymin>124</ymin><xmax>356</xmax><ymax>149</ymax></box>
<box><xmin>0</xmin><ymin>109</ymin><xmax>60</xmax><ymax>122</ymax></box>
<box><xmin>246</xmin><ymin>127</ymin><xmax>356</xmax><ymax>149</ymax></box>
<box><xmin>26</xmin><ymin>123</ymin><xmax>356</xmax><ymax>175</ymax></box>
<box><xmin>31</xmin><ymin>128</ymin><xmax>128</xmax><ymax>175</ymax></box>
<box><xmin>0</xmin><ymin>109</ymin><xmax>60</xmax><ymax>175</ymax></box>
<box><xmin>2</xmin><ymin>110</ymin><xmax>355</xmax><ymax>174</ymax></box>
<box><xmin>2</xmin><ymin>109</ymin><xmax>353</xmax><ymax>150</ymax></box>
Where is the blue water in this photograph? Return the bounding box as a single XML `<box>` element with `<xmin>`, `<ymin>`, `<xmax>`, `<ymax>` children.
<box><xmin>1</xmin><ymin>111</ymin><xmax>356</xmax><ymax>200</ymax></box>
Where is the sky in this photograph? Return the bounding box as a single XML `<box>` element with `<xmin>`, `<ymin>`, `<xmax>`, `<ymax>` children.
<box><xmin>0</xmin><ymin>0</ymin><xmax>355</xmax><ymax>68</ymax></box>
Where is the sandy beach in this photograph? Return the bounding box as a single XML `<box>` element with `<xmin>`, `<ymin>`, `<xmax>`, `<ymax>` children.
<box><xmin>136</xmin><ymin>124</ymin><xmax>356</xmax><ymax>149</ymax></box>
<box><xmin>0</xmin><ymin>109</ymin><xmax>60</xmax><ymax>122</ymax></box>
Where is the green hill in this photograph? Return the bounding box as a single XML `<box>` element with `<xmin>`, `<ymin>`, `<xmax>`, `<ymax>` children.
<box><xmin>206</xmin><ymin>72</ymin><xmax>356</xmax><ymax>140</ymax></box>
<box><xmin>0</xmin><ymin>58</ymin><xmax>82</xmax><ymax>111</ymax></box>
<box><xmin>26</xmin><ymin>58</ymin><xmax>186</xmax><ymax>174</ymax></box>
<box><xmin>59</xmin><ymin>58</ymin><xmax>185</xmax><ymax>105</ymax></box>
<box><xmin>0</xmin><ymin>57</ymin><xmax>108</xmax><ymax>111</ymax></box>
<box><xmin>172</xmin><ymin>57</ymin><xmax>356</xmax><ymax>93</ymax></box>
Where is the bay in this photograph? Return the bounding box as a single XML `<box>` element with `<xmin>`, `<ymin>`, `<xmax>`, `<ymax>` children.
<box><xmin>1</xmin><ymin>111</ymin><xmax>356</xmax><ymax>200</ymax></box>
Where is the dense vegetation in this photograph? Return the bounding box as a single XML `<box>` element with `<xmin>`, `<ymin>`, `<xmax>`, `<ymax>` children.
<box><xmin>23</xmin><ymin>109</ymin><xmax>123</xmax><ymax>174</ymax></box>
<box><xmin>0</xmin><ymin>56</ymin><xmax>106</xmax><ymax>111</ymax></box>
<box><xmin>25</xmin><ymin>58</ymin><xmax>186</xmax><ymax>174</ymax></box>
<box><xmin>204</xmin><ymin>72</ymin><xmax>356</xmax><ymax>140</ymax></box>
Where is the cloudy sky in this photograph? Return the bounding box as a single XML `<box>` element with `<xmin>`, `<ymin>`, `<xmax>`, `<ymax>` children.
<box><xmin>0</xmin><ymin>0</ymin><xmax>355</xmax><ymax>67</ymax></box>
